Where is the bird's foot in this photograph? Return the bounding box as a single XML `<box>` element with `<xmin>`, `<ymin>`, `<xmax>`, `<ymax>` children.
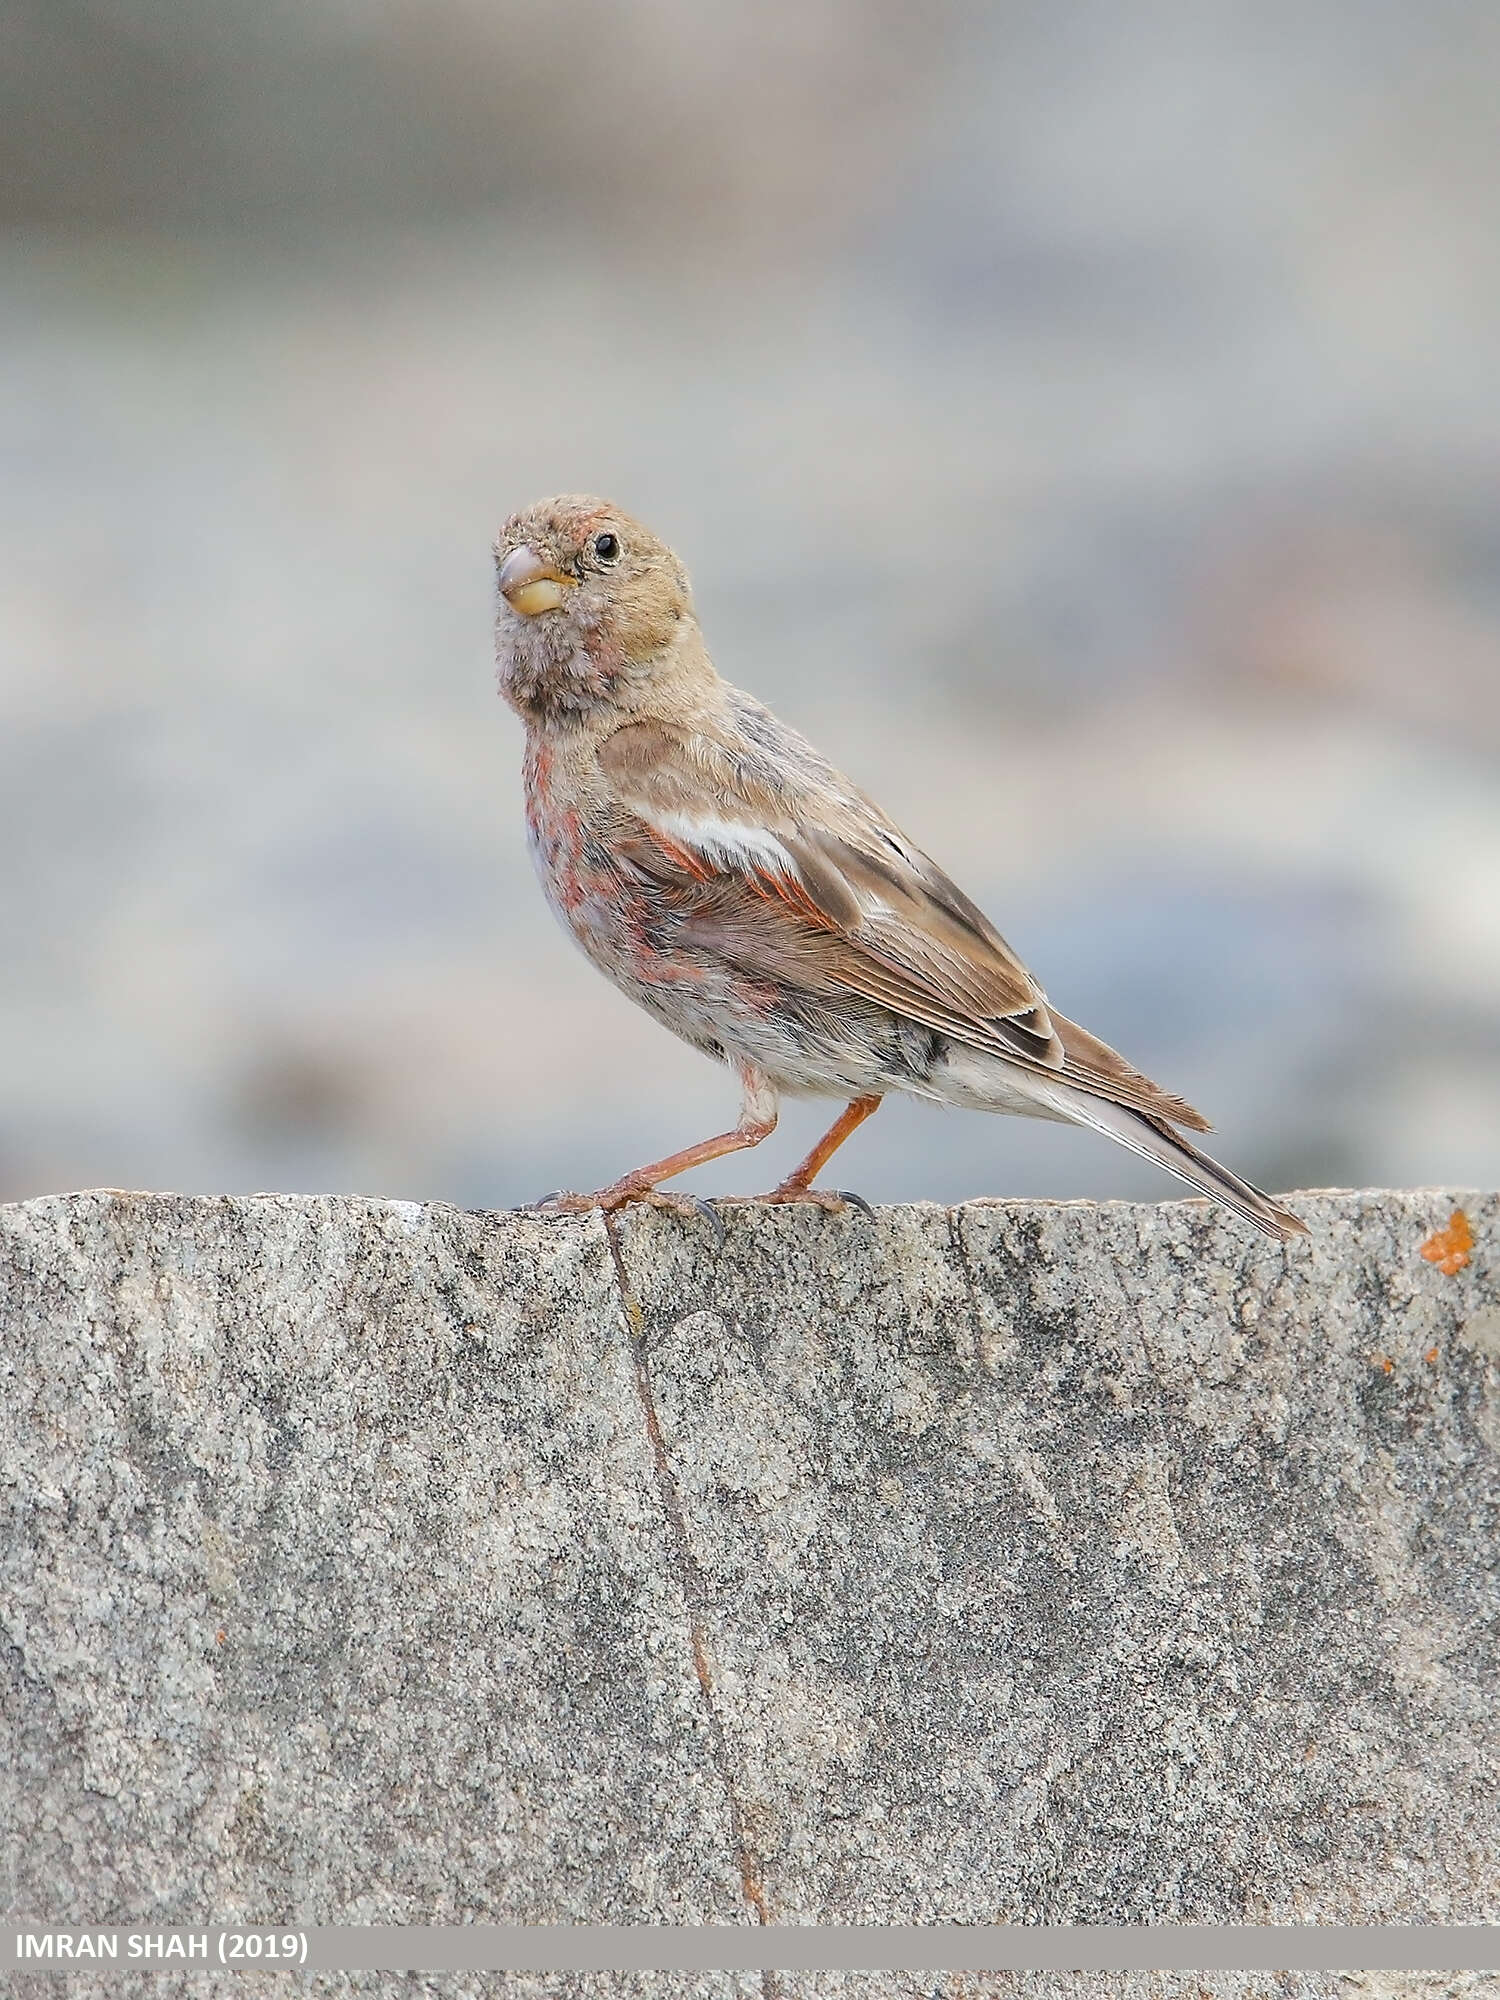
<box><xmin>532</xmin><ymin>1181</ymin><xmax>724</xmax><ymax>1237</ymax></box>
<box><xmin>742</xmin><ymin>1181</ymin><xmax>874</xmax><ymax>1217</ymax></box>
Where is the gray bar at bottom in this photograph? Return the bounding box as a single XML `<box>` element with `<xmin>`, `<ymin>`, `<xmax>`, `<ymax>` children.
<box><xmin>7</xmin><ymin>1927</ymin><xmax>1500</xmax><ymax>1974</ymax></box>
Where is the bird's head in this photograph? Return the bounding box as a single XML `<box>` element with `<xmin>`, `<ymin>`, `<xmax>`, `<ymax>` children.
<box><xmin>494</xmin><ymin>495</ymin><xmax>700</xmax><ymax>726</ymax></box>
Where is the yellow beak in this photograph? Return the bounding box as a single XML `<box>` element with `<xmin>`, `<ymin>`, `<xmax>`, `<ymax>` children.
<box><xmin>498</xmin><ymin>544</ymin><xmax>572</xmax><ymax>617</ymax></box>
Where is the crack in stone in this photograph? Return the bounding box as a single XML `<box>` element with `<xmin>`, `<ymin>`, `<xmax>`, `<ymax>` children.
<box><xmin>602</xmin><ymin>1215</ymin><xmax>779</xmax><ymax>1994</ymax></box>
<box><xmin>948</xmin><ymin>1202</ymin><xmax>985</xmax><ymax>1368</ymax></box>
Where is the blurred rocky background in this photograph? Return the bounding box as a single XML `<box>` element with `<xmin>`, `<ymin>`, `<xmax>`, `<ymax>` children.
<box><xmin>3</xmin><ymin>0</ymin><xmax>1498</xmax><ymax>1210</ymax></box>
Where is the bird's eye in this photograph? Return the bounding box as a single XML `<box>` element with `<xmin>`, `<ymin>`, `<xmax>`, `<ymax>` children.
<box><xmin>592</xmin><ymin>532</ymin><xmax>620</xmax><ymax>565</ymax></box>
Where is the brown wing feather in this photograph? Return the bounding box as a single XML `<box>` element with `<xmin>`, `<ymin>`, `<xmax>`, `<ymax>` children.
<box><xmin>1048</xmin><ymin>1009</ymin><xmax>1212</xmax><ymax>1132</ymax></box>
<box><xmin>599</xmin><ymin>716</ymin><xmax>1060</xmax><ymax>1052</ymax></box>
<box><xmin>797</xmin><ymin>824</ymin><xmax>1061</xmax><ymax>1063</ymax></box>
<box><xmin>598</xmin><ymin>711</ymin><xmax>1209</xmax><ymax>1129</ymax></box>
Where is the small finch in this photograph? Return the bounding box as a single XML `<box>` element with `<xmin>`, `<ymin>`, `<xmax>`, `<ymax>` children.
<box><xmin>494</xmin><ymin>495</ymin><xmax>1307</xmax><ymax>1240</ymax></box>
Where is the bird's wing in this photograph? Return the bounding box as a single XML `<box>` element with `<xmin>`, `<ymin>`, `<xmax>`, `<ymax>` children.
<box><xmin>596</xmin><ymin>708</ymin><xmax>1210</xmax><ymax>1129</ymax></box>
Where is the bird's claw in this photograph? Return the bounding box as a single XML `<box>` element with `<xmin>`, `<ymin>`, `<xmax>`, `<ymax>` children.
<box><xmin>532</xmin><ymin>1184</ymin><xmax>724</xmax><ymax>1240</ymax></box>
<box><xmin>743</xmin><ymin>1184</ymin><xmax>873</xmax><ymax>1216</ymax></box>
<box><xmin>691</xmin><ymin>1196</ymin><xmax>727</xmax><ymax>1248</ymax></box>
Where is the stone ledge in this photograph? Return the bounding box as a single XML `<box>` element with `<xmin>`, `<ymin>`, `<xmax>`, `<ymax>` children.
<box><xmin>1</xmin><ymin>1188</ymin><xmax>1496</xmax><ymax>1930</ymax></box>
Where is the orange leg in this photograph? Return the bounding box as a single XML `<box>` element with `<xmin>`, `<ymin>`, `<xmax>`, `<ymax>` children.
<box><xmin>537</xmin><ymin>1064</ymin><xmax>778</xmax><ymax>1218</ymax></box>
<box><xmin>749</xmin><ymin>1094</ymin><xmax>883</xmax><ymax>1211</ymax></box>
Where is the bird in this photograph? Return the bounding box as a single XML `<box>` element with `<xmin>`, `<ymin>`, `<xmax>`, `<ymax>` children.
<box><xmin>493</xmin><ymin>494</ymin><xmax>1307</xmax><ymax>1241</ymax></box>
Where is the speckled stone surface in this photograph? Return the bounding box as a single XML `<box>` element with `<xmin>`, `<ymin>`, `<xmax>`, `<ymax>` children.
<box><xmin>2</xmin><ymin>1189</ymin><xmax>1497</xmax><ymax>1934</ymax></box>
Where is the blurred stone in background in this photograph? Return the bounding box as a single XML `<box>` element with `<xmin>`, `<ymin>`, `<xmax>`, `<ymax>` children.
<box><xmin>2</xmin><ymin>0</ymin><xmax>1497</xmax><ymax>1209</ymax></box>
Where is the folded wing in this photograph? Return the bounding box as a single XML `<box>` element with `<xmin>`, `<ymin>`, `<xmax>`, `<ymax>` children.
<box><xmin>597</xmin><ymin>707</ymin><xmax>1210</xmax><ymax>1131</ymax></box>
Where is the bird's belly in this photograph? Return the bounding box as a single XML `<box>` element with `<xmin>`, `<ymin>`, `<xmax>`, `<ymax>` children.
<box><xmin>525</xmin><ymin>790</ymin><xmax>730</xmax><ymax>1037</ymax></box>
<box><xmin>523</xmin><ymin>759</ymin><xmax>994</xmax><ymax>1102</ymax></box>
<box><xmin>525</xmin><ymin>809</ymin><xmax>897</xmax><ymax>1092</ymax></box>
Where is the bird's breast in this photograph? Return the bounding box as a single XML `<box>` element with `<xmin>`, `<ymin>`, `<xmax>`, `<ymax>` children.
<box><xmin>522</xmin><ymin>738</ymin><xmax>656</xmax><ymax>978</ymax></box>
<box><xmin>523</xmin><ymin>738</ymin><xmax>579</xmax><ymax>904</ymax></box>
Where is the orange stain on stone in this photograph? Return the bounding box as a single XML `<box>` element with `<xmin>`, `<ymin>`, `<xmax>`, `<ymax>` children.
<box><xmin>1419</xmin><ymin>1209</ymin><xmax>1473</xmax><ymax>1278</ymax></box>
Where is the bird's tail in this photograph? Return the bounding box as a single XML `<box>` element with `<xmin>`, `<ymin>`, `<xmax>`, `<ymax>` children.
<box><xmin>1046</xmin><ymin>1082</ymin><xmax>1308</xmax><ymax>1242</ymax></box>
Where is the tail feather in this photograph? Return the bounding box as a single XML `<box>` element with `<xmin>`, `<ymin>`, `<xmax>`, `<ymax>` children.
<box><xmin>1047</xmin><ymin>1007</ymin><xmax>1214</xmax><ymax>1132</ymax></box>
<box><xmin>1046</xmin><ymin>1084</ymin><xmax>1308</xmax><ymax>1242</ymax></box>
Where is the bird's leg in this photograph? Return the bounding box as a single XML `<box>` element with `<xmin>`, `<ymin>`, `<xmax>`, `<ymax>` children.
<box><xmin>535</xmin><ymin>1064</ymin><xmax>778</xmax><ymax>1220</ymax></box>
<box><xmin>747</xmin><ymin>1095</ymin><xmax>882</xmax><ymax>1213</ymax></box>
